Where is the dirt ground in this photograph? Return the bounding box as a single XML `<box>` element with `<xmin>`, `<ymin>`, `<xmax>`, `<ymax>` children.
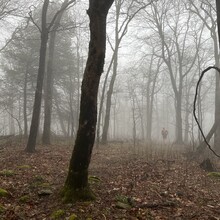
<box><xmin>0</xmin><ymin>143</ymin><xmax>220</xmax><ymax>220</ymax></box>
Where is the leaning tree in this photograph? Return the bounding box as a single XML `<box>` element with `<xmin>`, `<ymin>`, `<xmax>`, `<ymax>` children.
<box><xmin>62</xmin><ymin>0</ymin><xmax>114</xmax><ymax>202</ymax></box>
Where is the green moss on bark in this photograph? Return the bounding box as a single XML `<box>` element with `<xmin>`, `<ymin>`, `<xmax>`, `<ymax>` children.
<box><xmin>62</xmin><ymin>185</ymin><xmax>96</xmax><ymax>203</ymax></box>
<box><xmin>62</xmin><ymin>168</ymin><xmax>96</xmax><ymax>203</ymax></box>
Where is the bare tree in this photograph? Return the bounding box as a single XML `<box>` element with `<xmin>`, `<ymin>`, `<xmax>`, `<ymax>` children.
<box><xmin>188</xmin><ymin>0</ymin><xmax>220</xmax><ymax>152</ymax></box>
<box><xmin>42</xmin><ymin>0</ymin><xmax>75</xmax><ymax>145</ymax></box>
<box><xmin>143</xmin><ymin>0</ymin><xmax>203</xmax><ymax>143</ymax></box>
<box><xmin>62</xmin><ymin>0</ymin><xmax>114</xmax><ymax>202</ymax></box>
<box><xmin>99</xmin><ymin>0</ymin><xmax>148</xmax><ymax>145</ymax></box>
<box><xmin>26</xmin><ymin>0</ymin><xmax>75</xmax><ymax>152</ymax></box>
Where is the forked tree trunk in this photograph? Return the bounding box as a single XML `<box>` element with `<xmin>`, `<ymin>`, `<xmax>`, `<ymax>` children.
<box><xmin>62</xmin><ymin>0</ymin><xmax>114</xmax><ymax>203</ymax></box>
<box><xmin>42</xmin><ymin>0</ymin><xmax>68</xmax><ymax>145</ymax></box>
<box><xmin>26</xmin><ymin>0</ymin><xmax>75</xmax><ymax>152</ymax></box>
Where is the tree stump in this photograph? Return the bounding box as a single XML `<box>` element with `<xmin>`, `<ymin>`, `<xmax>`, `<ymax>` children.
<box><xmin>199</xmin><ymin>158</ymin><xmax>215</xmax><ymax>172</ymax></box>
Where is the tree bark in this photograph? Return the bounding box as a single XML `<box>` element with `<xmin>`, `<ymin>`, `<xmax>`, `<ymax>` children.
<box><xmin>62</xmin><ymin>0</ymin><xmax>114</xmax><ymax>203</ymax></box>
<box><xmin>214</xmin><ymin>0</ymin><xmax>220</xmax><ymax>152</ymax></box>
<box><xmin>25</xmin><ymin>0</ymin><xmax>50</xmax><ymax>153</ymax></box>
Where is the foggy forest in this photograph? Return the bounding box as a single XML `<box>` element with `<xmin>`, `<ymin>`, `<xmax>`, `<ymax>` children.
<box><xmin>1</xmin><ymin>0</ymin><xmax>220</xmax><ymax>219</ymax></box>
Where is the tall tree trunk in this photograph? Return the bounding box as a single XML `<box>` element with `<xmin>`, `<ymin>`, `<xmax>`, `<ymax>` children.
<box><xmin>101</xmin><ymin>45</ymin><xmax>119</xmax><ymax>144</ymax></box>
<box><xmin>54</xmin><ymin>93</ymin><xmax>67</xmax><ymax>136</ymax></box>
<box><xmin>25</xmin><ymin>0</ymin><xmax>49</xmax><ymax>153</ymax></box>
<box><xmin>76</xmin><ymin>36</ymin><xmax>81</xmax><ymax>131</ymax></box>
<box><xmin>175</xmin><ymin>92</ymin><xmax>183</xmax><ymax>144</ymax></box>
<box><xmin>42</xmin><ymin>30</ymin><xmax>55</xmax><ymax>145</ymax></box>
<box><xmin>184</xmin><ymin>95</ymin><xmax>190</xmax><ymax>143</ymax></box>
<box><xmin>42</xmin><ymin>0</ymin><xmax>69</xmax><ymax>145</ymax></box>
<box><xmin>214</xmin><ymin>2</ymin><xmax>220</xmax><ymax>152</ymax></box>
<box><xmin>69</xmin><ymin>78</ymin><xmax>75</xmax><ymax>138</ymax></box>
<box><xmin>132</xmin><ymin>101</ymin><xmax>136</xmax><ymax>148</ymax></box>
<box><xmin>146</xmin><ymin>61</ymin><xmax>160</xmax><ymax>142</ymax></box>
<box><xmin>23</xmin><ymin>64</ymin><xmax>28</xmax><ymax>138</ymax></box>
<box><xmin>96</xmin><ymin>52</ymin><xmax>114</xmax><ymax>147</ymax></box>
<box><xmin>62</xmin><ymin>0</ymin><xmax>114</xmax><ymax>203</ymax></box>
<box><xmin>146</xmin><ymin>79</ymin><xmax>151</xmax><ymax>141</ymax></box>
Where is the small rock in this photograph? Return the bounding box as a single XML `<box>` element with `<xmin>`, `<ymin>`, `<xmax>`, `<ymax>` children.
<box><xmin>176</xmin><ymin>191</ymin><xmax>184</xmax><ymax>197</ymax></box>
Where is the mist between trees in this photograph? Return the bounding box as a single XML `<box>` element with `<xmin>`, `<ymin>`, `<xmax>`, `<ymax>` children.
<box><xmin>0</xmin><ymin>0</ymin><xmax>219</xmax><ymax>152</ymax></box>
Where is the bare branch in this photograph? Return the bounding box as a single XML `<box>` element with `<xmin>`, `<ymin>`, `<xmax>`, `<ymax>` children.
<box><xmin>193</xmin><ymin>66</ymin><xmax>220</xmax><ymax>158</ymax></box>
<box><xmin>48</xmin><ymin>0</ymin><xmax>76</xmax><ymax>31</ymax></box>
<box><xmin>28</xmin><ymin>10</ymin><xmax>41</xmax><ymax>32</ymax></box>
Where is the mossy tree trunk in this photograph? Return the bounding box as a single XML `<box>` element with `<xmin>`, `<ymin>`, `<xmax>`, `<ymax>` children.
<box><xmin>63</xmin><ymin>0</ymin><xmax>114</xmax><ymax>202</ymax></box>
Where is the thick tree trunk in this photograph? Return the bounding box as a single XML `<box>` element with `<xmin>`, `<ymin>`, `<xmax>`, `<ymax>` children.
<box><xmin>25</xmin><ymin>0</ymin><xmax>50</xmax><ymax>153</ymax></box>
<box><xmin>62</xmin><ymin>0</ymin><xmax>114</xmax><ymax>203</ymax></box>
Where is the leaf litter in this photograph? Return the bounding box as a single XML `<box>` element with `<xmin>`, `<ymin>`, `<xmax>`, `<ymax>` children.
<box><xmin>0</xmin><ymin>144</ymin><xmax>220</xmax><ymax>219</ymax></box>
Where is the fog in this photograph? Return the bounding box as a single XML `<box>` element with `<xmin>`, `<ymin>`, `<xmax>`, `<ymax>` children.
<box><xmin>0</xmin><ymin>0</ymin><xmax>218</xmax><ymax>147</ymax></box>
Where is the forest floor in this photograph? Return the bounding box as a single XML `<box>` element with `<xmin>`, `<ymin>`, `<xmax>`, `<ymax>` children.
<box><xmin>1</xmin><ymin>142</ymin><xmax>220</xmax><ymax>220</ymax></box>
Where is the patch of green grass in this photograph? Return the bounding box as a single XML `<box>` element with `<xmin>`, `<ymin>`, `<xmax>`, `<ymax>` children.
<box><xmin>29</xmin><ymin>175</ymin><xmax>46</xmax><ymax>189</ymax></box>
<box><xmin>33</xmin><ymin>175</ymin><xmax>44</xmax><ymax>182</ymax></box>
<box><xmin>115</xmin><ymin>194</ymin><xmax>134</xmax><ymax>209</ymax></box>
<box><xmin>39</xmin><ymin>182</ymin><xmax>51</xmax><ymax>188</ymax></box>
<box><xmin>51</xmin><ymin>209</ymin><xmax>65</xmax><ymax>219</ymax></box>
<box><xmin>17</xmin><ymin>165</ymin><xmax>31</xmax><ymax>169</ymax></box>
<box><xmin>207</xmin><ymin>172</ymin><xmax>220</xmax><ymax>178</ymax></box>
<box><xmin>0</xmin><ymin>169</ymin><xmax>15</xmax><ymax>177</ymax></box>
<box><xmin>19</xmin><ymin>195</ymin><xmax>30</xmax><ymax>203</ymax></box>
<box><xmin>0</xmin><ymin>204</ymin><xmax>5</xmax><ymax>214</ymax></box>
<box><xmin>0</xmin><ymin>188</ymin><xmax>8</xmax><ymax>197</ymax></box>
<box><xmin>69</xmin><ymin>214</ymin><xmax>78</xmax><ymax>220</ymax></box>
